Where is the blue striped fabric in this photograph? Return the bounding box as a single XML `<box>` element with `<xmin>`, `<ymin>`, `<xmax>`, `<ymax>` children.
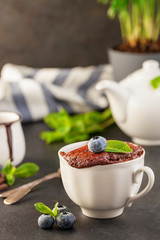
<box><xmin>58</xmin><ymin>100</ymin><xmax>74</xmax><ymax>114</ymax></box>
<box><xmin>10</xmin><ymin>82</ymin><xmax>32</xmax><ymax>122</ymax></box>
<box><xmin>0</xmin><ymin>63</ymin><xmax>113</xmax><ymax>122</ymax></box>
<box><xmin>53</xmin><ymin>69</ymin><xmax>71</xmax><ymax>86</ymax></box>
<box><xmin>24</xmin><ymin>69</ymin><xmax>40</xmax><ymax>79</ymax></box>
<box><xmin>77</xmin><ymin>65</ymin><xmax>105</xmax><ymax>109</ymax></box>
<box><xmin>40</xmin><ymin>83</ymin><xmax>59</xmax><ymax>113</ymax></box>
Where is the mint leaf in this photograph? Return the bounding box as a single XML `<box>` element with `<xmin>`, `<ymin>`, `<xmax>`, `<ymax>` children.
<box><xmin>5</xmin><ymin>174</ymin><xmax>15</xmax><ymax>186</ymax></box>
<box><xmin>150</xmin><ymin>76</ymin><xmax>160</xmax><ymax>89</ymax></box>
<box><xmin>44</xmin><ymin>109</ymin><xmax>71</xmax><ymax>130</ymax></box>
<box><xmin>102</xmin><ymin>108</ymin><xmax>112</xmax><ymax>120</ymax></box>
<box><xmin>1</xmin><ymin>160</ymin><xmax>39</xmax><ymax>186</ymax></box>
<box><xmin>84</xmin><ymin>111</ymin><xmax>108</xmax><ymax>124</ymax></box>
<box><xmin>53</xmin><ymin>202</ymin><xmax>58</xmax><ymax>217</ymax></box>
<box><xmin>40</xmin><ymin>109</ymin><xmax>114</xmax><ymax>144</ymax></box>
<box><xmin>40</xmin><ymin>131</ymin><xmax>64</xmax><ymax>144</ymax></box>
<box><xmin>1</xmin><ymin>159</ymin><xmax>16</xmax><ymax>186</ymax></box>
<box><xmin>64</xmin><ymin>132</ymin><xmax>89</xmax><ymax>143</ymax></box>
<box><xmin>104</xmin><ymin>140</ymin><xmax>132</xmax><ymax>153</ymax></box>
<box><xmin>34</xmin><ymin>202</ymin><xmax>55</xmax><ymax>217</ymax></box>
<box><xmin>71</xmin><ymin>119</ymin><xmax>86</xmax><ymax>133</ymax></box>
<box><xmin>1</xmin><ymin>159</ymin><xmax>15</xmax><ymax>175</ymax></box>
<box><xmin>14</xmin><ymin>163</ymin><xmax>39</xmax><ymax>178</ymax></box>
<box><xmin>86</xmin><ymin>123</ymin><xmax>103</xmax><ymax>133</ymax></box>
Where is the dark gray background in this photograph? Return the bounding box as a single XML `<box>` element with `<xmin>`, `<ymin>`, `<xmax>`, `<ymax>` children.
<box><xmin>0</xmin><ymin>0</ymin><xmax>121</xmax><ymax>69</ymax></box>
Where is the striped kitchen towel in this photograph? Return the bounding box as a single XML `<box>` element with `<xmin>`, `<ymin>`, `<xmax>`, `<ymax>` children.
<box><xmin>0</xmin><ymin>63</ymin><xmax>113</xmax><ymax>122</ymax></box>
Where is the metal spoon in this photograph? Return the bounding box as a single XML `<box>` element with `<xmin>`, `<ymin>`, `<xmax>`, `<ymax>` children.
<box><xmin>0</xmin><ymin>169</ymin><xmax>61</xmax><ymax>205</ymax></box>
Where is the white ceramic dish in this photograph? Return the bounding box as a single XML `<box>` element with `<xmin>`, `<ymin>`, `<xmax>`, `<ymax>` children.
<box><xmin>58</xmin><ymin>141</ymin><xmax>155</xmax><ymax>219</ymax></box>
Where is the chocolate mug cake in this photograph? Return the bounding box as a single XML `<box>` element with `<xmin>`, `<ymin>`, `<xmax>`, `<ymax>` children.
<box><xmin>58</xmin><ymin>137</ymin><xmax>154</xmax><ymax>219</ymax></box>
<box><xmin>60</xmin><ymin>142</ymin><xmax>144</xmax><ymax>168</ymax></box>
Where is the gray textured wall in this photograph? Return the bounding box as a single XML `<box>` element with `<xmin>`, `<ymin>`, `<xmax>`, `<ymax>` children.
<box><xmin>0</xmin><ymin>0</ymin><xmax>121</xmax><ymax>69</ymax></box>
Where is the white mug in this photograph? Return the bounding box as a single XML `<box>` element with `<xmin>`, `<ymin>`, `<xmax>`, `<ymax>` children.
<box><xmin>58</xmin><ymin>141</ymin><xmax>155</xmax><ymax>219</ymax></box>
<box><xmin>0</xmin><ymin>111</ymin><xmax>26</xmax><ymax>166</ymax></box>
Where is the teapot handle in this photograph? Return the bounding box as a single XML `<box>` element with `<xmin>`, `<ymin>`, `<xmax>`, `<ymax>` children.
<box><xmin>126</xmin><ymin>166</ymin><xmax>155</xmax><ymax>207</ymax></box>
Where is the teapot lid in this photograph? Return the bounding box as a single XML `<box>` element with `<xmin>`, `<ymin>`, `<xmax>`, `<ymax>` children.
<box><xmin>121</xmin><ymin>60</ymin><xmax>160</xmax><ymax>89</ymax></box>
<box><xmin>142</xmin><ymin>60</ymin><xmax>159</xmax><ymax>71</ymax></box>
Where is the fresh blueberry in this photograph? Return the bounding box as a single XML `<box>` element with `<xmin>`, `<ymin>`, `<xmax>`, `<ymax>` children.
<box><xmin>38</xmin><ymin>214</ymin><xmax>54</xmax><ymax>229</ymax></box>
<box><xmin>88</xmin><ymin>136</ymin><xmax>107</xmax><ymax>153</ymax></box>
<box><xmin>53</xmin><ymin>204</ymin><xmax>70</xmax><ymax>214</ymax></box>
<box><xmin>55</xmin><ymin>212</ymin><xmax>76</xmax><ymax>229</ymax></box>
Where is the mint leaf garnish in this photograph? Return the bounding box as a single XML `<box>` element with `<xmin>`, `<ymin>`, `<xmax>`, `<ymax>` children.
<box><xmin>34</xmin><ymin>202</ymin><xmax>55</xmax><ymax>217</ymax></box>
<box><xmin>5</xmin><ymin>174</ymin><xmax>15</xmax><ymax>186</ymax></box>
<box><xmin>104</xmin><ymin>140</ymin><xmax>132</xmax><ymax>153</ymax></box>
<box><xmin>34</xmin><ymin>202</ymin><xmax>58</xmax><ymax>218</ymax></box>
<box><xmin>53</xmin><ymin>202</ymin><xmax>58</xmax><ymax>217</ymax></box>
<box><xmin>14</xmin><ymin>163</ymin><xmax>39</xmax><ymax>178</ymax></box>
<box><xmin>150</xmin><ymin>76</ymin><xmax>160</xmax><ymax>89</ymax></box>
<box><xmin>1</xmin><ymin>159</ymin><xmax>15</xmax><ymax>175</ymax></box>
<box><xmin>1</xmin><ymin>160</ymin><xmax>16</xmax><ymax>186</ymax></box>
<box><xmin>1</xmin><ymin>160</ymin><xmax>39</xmax><ymax>186</ymax></box>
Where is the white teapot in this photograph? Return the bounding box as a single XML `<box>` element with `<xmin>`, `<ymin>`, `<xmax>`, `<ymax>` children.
<box><xmin>96</xmin><ymin>60</ymin><xmax>160</xmax><ymax>146</ymax></box>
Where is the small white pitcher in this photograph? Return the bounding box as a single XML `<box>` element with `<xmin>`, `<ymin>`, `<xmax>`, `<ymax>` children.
<box><xmin>0</xmin><ymin>111</ymin><xmax>26</xmax><ymax>166</ymax></box>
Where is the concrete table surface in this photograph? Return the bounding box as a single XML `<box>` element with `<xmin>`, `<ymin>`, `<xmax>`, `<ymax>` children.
<box><xmin>0</xmin><ymin>122</ymin><xmax>159</xmax><ymax>240</ymax></box>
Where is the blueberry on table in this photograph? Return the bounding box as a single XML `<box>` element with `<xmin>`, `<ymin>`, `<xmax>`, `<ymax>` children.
<box><xmin>38</xmin><ymin>214</ymin><xmax>54</xmax><ymax>229</ymax></box>
<box><xmin>56</xmin><ymin>212</ymin><xmax>76</xmax><ymax>229</ymax></box>
<box><xmin>53</xmin><ymin>204</ymin><xmax>70</xmax><ymax>214</ymax></box>
<box><xmin>88</xmin><ymin>136</ymin><xmax>107</xmax><ymax>153</ymax></box>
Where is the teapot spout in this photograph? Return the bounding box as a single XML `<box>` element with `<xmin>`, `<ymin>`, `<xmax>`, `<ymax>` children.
<box><xmin>96</xmin><ymin>80</ymin><xmax>130</xmax><ymax>122</ymax></box>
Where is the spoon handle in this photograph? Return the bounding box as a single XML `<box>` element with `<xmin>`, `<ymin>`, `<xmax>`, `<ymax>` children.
<box><xmin>0</xmin><ymin>169</ymin><xmax>60</xmax><ymax>199</ymax></box>
<box><xmin>28</xmin><ymin>170</ymin><xmax>60</xmax><ymax>188</ymax></box>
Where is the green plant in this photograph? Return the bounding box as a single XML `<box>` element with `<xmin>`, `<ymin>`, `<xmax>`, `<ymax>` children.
<box><xmin>98</xmin><ymin>0</ymin><xmax>160</xmax><ymax>49</ymax></box>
